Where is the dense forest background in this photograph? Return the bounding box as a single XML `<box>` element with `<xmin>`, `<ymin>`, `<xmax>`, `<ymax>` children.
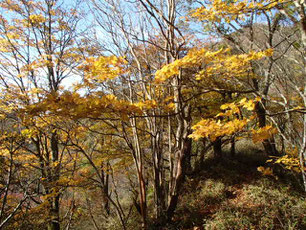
<box><xmin>0</xmin><ymin>0</ymin><xmax>305</xmax><ymax>229</ymax></box>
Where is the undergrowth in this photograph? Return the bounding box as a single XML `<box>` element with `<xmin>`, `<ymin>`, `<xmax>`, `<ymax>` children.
<box><xmin>166</xmin><ymin>151</ymin><xmax>306</xmax><ymax>230</ymax></box>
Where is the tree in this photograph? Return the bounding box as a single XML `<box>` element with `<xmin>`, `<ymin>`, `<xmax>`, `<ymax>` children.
<box><xmin>189</xmin><ymin>0</ymin><xmax>306</xmax><ymax>190</ymax></box>
<box><xmin>0</xmin><ymin>0</ymin><xmax>84</xmax><ymax>229</ymax></box>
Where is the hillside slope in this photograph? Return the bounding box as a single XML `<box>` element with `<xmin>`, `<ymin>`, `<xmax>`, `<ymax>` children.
<box><xmin>161</xmin><ymin>153</ymin><xmax>306</xmax><ymax>230</ymax></box>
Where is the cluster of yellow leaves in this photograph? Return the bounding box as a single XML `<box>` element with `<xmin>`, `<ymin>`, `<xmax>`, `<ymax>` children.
<box><xmin>134</xmin><ymin>100</ymin><xmax>157</xmax><ymax>110</ymax></box>
<box><xmin>251</xmin><ymin>125</ymin><xmax>278</xmax><ymax>143</ymax></box>
<box><xmin>0</xmin><ymin>0</ymin><xmax>22</xmax><ymax>12</ymax></box>
<box><xmin>189</xmin><ymin>97</ymin><xmax>279</xmax><ymax>142</ymax></box>
<box><xmin>155</xmin><ymin>47</ymin><xmax>273</xmax><ymax>83</ymax></box>
<box><xmin>191</xmin><ymin>0</ymin><xmax>286</xmax><ymax>23</ymax></box>
<box><xmin>0</xmin><ymin>148</ymin><xmax>10</xmax><ymax>157</ymax></box>
<box><xmin>274</xmin><ymin>155</ymin><xmax>301</xmax><ymax>172</ymax></box>
<box><xmin>60</xmin><ymin>48</ymin><xmax>83</xmax><ymax>62</ymax></box>
<box><xmin>257</xmin><ymin>166</ymin><xmax>274</xmax><ymax>176</ymax></box>
<box><xmin>0</xmin><ymin>38</ymin><xmax>14</xmax><ymax>52</ymax></box>
<box><xmin>6</xmin><ymin>32</ymin><xmax>20</xmax><ymax>40</ymax></box>
<box><xmin>28</xmin><ymin>14</ymin><xmax>46</xmax><ymax>25</ymax></box>
<box><xmin>14</xmin><ymin>153</ymin><xmax>37</xmax><ymax>166</ymax></box>
<box><xmin>25</xmin><ymin>91</ymin><xmax>143</xmax><ymax>121</ymax></box>
<box><xmin>218</xmin><ymin>97</ymin><xmax>260</xmax><ymax>117</ymax></box>
<box><xmin>0</xmin><ymin>88</ymin><xmax>25</xmax><ymax>115</ymax></box>
<box><xmin>155</xmin><ymin>48</ymin><xmax>228</xmax><ymax>83</ymax></box>
<box><xmin>189</xmin><ymin>98</ymin><xmax>259</xmax><ymax>140</ymax></box>
<box><xmin>266</xmin><ymin>147</ymin><xmax>303</xmax><ymax>173</ymax></box>
<box><xmin>215</xmin><ymin>96</ymin><xmax>257</xmax><ymax>116</ymax></box>
<box><xmin>189</xmin><ymin>118</ymin><xmax>248</xmax><ymax>141</ymax></box>
<box><xmin>21</xmin><ymin>128</ymin><xmax>39</xmax><ymax>138</ymax></box>
<box><xmin>80</xmin><ymin>56</ymin><xmax>127</xmax><ymax>83</ymax></box>
<box><xmin>196</xmin><ymin>49</ymin><xmax>273</xmax><ymax>80</ymax></box>
<box><xmin>28</xmin><ymin>87</ymin><xmax>45</xmax><ymax>97</ymax></box>
<box><xmin>258</xmin><ymin>146</ymin><xmax>303</xmax><ymax>177</ymax></box>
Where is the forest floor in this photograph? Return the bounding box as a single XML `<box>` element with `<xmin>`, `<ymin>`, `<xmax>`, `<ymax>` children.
<box><xmin>161</xmin><ymin>147</ymin><xmax>306</xmax><ymax>230</ymax></box>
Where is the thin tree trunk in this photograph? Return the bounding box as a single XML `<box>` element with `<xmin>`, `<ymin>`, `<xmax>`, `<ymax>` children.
<box><xmin>48</xmin><ymin>131</ymin><xmax>60</xmax><ymax>230</ymax></box>
<box><xmin>213</xmin><ymin>138</ymin><xmax>222</xmax><ymax>159</ymax></box>
<box><xmin>255</xmin><ymin>100</ymin><xmax>278</xmax><ymax>156</ymax></box>
<box><xmin>166</xmin><ymin>136</ymin><xmax>192</xmax><ymax>220</ymax></box>
<box><xmin>231</xmin><ymin>137</ymin><xmax>235</xmax><ymax>158</ymax></box>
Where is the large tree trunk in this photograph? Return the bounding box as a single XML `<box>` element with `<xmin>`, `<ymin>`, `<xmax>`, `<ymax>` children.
<box><xmin>48</xmin><ymin>195</ymin><xmax>60</xmax><ymax>230</ymax></box>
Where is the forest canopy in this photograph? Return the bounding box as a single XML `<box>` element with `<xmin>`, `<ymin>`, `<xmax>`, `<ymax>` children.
<box><xmin>0</xmin><ymin>0</ymin><xmax>305</xmax><ymax>229</ymax></box>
